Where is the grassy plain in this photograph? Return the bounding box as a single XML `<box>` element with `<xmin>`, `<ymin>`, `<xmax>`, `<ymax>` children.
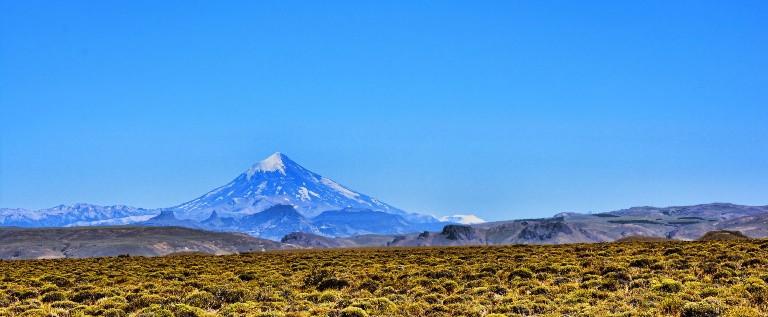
<box><xmin>1</xmin><ymin>239</ymin><xmax>767</xmax><ymax>317</ymax></box>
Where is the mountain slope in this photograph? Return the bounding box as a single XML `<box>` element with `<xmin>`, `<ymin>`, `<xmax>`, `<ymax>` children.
<box><xmin>140</xmin><ymin>210</ymin><xmax>205</xmax><ymax>229</ymax></box>
<box><xmin>312</xmin><ymin>208</ymin><xmax>419</xmax><ymax>235</ymax></box>
<box><xmin>606</xmin><ymin>203</ymin><xmax>768</xmax><ymax>220</ymax></box>
<box><xmin>237</xmin><ymin>204</ymin><xmax>328</xmax><ymax>240</ymax></box>
<box><xmin>172</xmin><ymin>153</ymin><xmax>433</xmax><ymax>222</ymax></box>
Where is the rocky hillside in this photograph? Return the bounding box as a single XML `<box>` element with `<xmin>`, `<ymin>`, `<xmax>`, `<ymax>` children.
<box><xmin>291</xmin><ymin>203</ymin><xmax>768</xmax><ymax>248</ymax></box>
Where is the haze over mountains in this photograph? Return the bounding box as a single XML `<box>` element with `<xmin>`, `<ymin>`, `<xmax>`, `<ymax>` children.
<box><xmin>2</xmin><ymin>153</ymin><xmax>767</xmax><ymax>256</ymax></box>
<box><xmin>287</xmin><ymin>203</ymin><xmax>768</xmax><ymax>248</ymax></box>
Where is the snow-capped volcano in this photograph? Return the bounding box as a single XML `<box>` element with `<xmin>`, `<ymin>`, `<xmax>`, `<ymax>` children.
<box><xmin>173</xmin><ymin>152</ymin><xmax>431</xmax><ymax>222</ymax></box>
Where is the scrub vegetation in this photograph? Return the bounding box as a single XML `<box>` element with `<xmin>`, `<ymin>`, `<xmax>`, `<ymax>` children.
<box><xmin>1</xmin><ymin>239</ymin><xmax>767</xmax><ymax>316</ymax></box>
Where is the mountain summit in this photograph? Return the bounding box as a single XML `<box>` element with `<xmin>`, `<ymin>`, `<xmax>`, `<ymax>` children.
<box><xmin>173</xmin><ymin>152</ymin><xmax>431</xmax><ymax>222</ymax></box>
<box><xmin>246</xmin><ymin>152</ymin><xmax>289</xmax><ymax>176</ymax></box>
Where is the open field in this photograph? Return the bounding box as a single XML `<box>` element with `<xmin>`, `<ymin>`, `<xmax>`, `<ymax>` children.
<box><xmin>1</xmin><ymin>240</ymin><xmax>767</xmax><ymax>317</ymax></box>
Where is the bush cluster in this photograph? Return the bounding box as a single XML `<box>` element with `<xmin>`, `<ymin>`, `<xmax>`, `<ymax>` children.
<box><xmin>1</xmin><ymin>239</ymin><xmax>767</xmax><ymax>316</ymax></box>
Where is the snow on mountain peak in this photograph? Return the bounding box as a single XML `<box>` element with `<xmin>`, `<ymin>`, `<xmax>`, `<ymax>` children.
<box><xmin>439</xmin><ymin>214</ymin><xmax>486</xmax><ymax>224</ymax></box>
<box><xmin>171</xmin><ymin>151</ymin><xmax>429</xmax><ymax>222</ymax></box>
<box><xmin>247</xmin><ymin>152</ymin><xmax>288</xmax><ymax>178</ymax></box>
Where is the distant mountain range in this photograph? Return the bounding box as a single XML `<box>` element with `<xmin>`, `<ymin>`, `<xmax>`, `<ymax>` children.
<box><xmin>0</xmin><ymin>153</ymin><xmax>468</xmax><ymax>240</ymax></box>
<box><xmin>2</xmin><ymin>202</ymin><xmax>768</xmax><ymax>259</ymax></box>
<box><xmin>283</xmin><ymin>203</ymin><xmax>768</xmax><ymax>248</ymax></box>
<box><xmin>0</xmin><ymin>204</ymin><xmax>158</xmax><ymax>227</ymax></box>
<box><xmin>2</xmin><ymin>154</ymin><xmax>766</xmax><ymax>248</ymax></box>
<box><xmin>386</xmin><ymin>203</ymin><xmax>768</xmax><ymax>246</ymax></box>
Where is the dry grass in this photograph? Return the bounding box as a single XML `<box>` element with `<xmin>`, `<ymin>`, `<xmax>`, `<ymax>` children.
<box><xmin>1</xmin><ymin>239</ymin><xmax>767</xmax><ymax>316</ymax></box>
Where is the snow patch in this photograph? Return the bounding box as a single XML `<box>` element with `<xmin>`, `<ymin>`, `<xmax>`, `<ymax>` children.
<box><xmin>297</xmin><ymin>187</ymin><xmax>312</xmax><ymax>201</ymax></box>
<box><xmin>256</xmin><ymin>181</ymin><xmax>267</xmax><ymax>194</ymax></box>
<box><xmin>439</xmin><ymin>214</ymin><xmax>486</xmax><ymax>224</ymax></box>
<box><xmin>320</xmin><ymin>177</ymin><xmax>360</xmax><ymax>199</ymax></box>
<box><xmin>246</xmin><ymin>152</ymin><xmax>287</xmax><ymax>179</ymax></box>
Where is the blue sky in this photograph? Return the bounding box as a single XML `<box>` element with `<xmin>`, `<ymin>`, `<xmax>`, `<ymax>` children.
<box><xmin>1</xmin><ymin>1</ymin><xmax>766</xmax><ymax>220</ymax></box>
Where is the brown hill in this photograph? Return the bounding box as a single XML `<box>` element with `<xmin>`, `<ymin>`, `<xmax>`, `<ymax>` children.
<box><xmin>697</xmin><ymin>230</ymin><xmax>750</xmax><ymax>241</ymax></box>
<box><xmin>0</xmin><ymin>226</ymin><xmax>297</xmax><ymax>260</ymax></box>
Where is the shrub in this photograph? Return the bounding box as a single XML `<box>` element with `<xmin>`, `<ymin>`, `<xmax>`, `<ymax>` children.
<box><xmin>317</xmin><ymin>278</ymin><xmax>350</xmax><ymax>291</ymax></box>
<box><xmin>442</xmin><ymin>280</ymin><xmax>459</xmax><ymax>294</ymax></box>
<box><xmin>681</xmin><ymin>301</ymin><xmax>721</xmax><ymax>317</ymax></box>
<box><xmin>103</xmin><ymin>308</ymin><xmax>127</xmax><ymax>317</ymax></box>
<box><xmin>72</xmin><ymin>289</ymin><xmax>109</xmax><ymax>303</ymax></box>
<box><xmin>185</xmin><ymin>291</ymin><xmax>216</xmax><ymax>309</ymax></box>
<box><xmin>40</xmin><ymin>275</ymin><xmax>72</xmax><ymax>287</ymax></box>
<box><xmin>629</xmin><ymin>258</ymin><xmax>656</xmax><ymax>268</ymax></box>
<box><xmin>341</xmin><ymin>306</ymin><xmax>368</xmax><ymax>317</ymax></box>
<box><xmin>653</xmin><ymin>279</ymin><xmax>682</xmax><ymax>293</ymax></box>
<box><xmin>714</xmin><ymin>268</ymin><xmax>736</xmax><ymax>280</ymax></box>
<box><xmin>134</xmin><ymin>304</ymin><xmax>174</xmax><ymax>317</ymax></box>
<box><xmin>51</xmin><ymin>300</ymin><xmax>78</xmax><ymax>309</ymax></box>
<box><xmin>99</xmin><ymin>296</ymin><xmax>128</xmax><ymax>310</ymax></box>
<box><xmin>218</xmin><ymin>302</ymin><xmax>259</xmax><ymax>317</ymax></box>
<box><xmin>422</xmin><ymin>293</ymin><xmax>443</xmax><ymax>304</ymax></box>
<box><xmin>8</xmin><ymin>288</ymin><xmax>37</xmax><ymax>301</ymax></box>
<box><xmin>39</xmin><ymin>284</ymin><xmax>59</xmax><ymax>294</ymax></box>
<box><xmin>126</xmin><ymin>294</ymin><xmax>167</xmax><ymax>311</ymax></box>
<box><xmin>356</xmin><ymin>279</ymin><xmax>378</xmax><ymax>293</ymax></box>
<box><xmin>173</xmin><ymin>304</ymin><xmax>210</xmax><ymax>317</ymax></box>
<box><xmin>41</xmin><ymin>291</ymin><xmax>67</xmax><ymax>303</ymax></box>
<box><xmin>318</xmin><ymin>291</ymin><xmax>338</xmax><ymax>303</ymax></box>
<box><xmin>743</xmin><ymin>277</ymin><xmax>768</xmax><ymax>304</ymax></box>
<box><xmin>17</xmin><ymin>309</ymin><xmax>47</xmax><ymax>317</ymax></box>
<box><xmin>203</xmin><ymin>285</ymin><xmax>248</xmax><ymax>303</ymax></box>
<box><xmin>724</xmin><ymin>306</ymin><xmax>762</xmax><ymax>317</ymax></box>
<box><xmin>509</xmin><ymin>268</ymin><xmax>534</xmax><ymax>280</ymax></box>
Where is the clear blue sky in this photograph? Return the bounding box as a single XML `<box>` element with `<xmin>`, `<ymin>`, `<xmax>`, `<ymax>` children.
<box><xmin>1</xmin><ymin>1</ymin><xmax>766</xmax><ymax>220</ymax></box>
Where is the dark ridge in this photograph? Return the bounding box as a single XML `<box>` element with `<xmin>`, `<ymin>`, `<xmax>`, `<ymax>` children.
<box><xmin>668</xmin><ymin>221</ymin><xmax>699</xmax><ymax>225</ymax></box>
<box><xmin>607</xmin><ymin>220</ymin><xmax>661</xmax><ymax>225</ymax></box>
<box><xmin>593</xmin><ymin>213</ymin><xmax>621</xmax><ymax>218</ymax></box>
<box><xmin>203</xmin><ymin>210</ymin><xmax>220</xmax><ymax>222</ymax></box>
